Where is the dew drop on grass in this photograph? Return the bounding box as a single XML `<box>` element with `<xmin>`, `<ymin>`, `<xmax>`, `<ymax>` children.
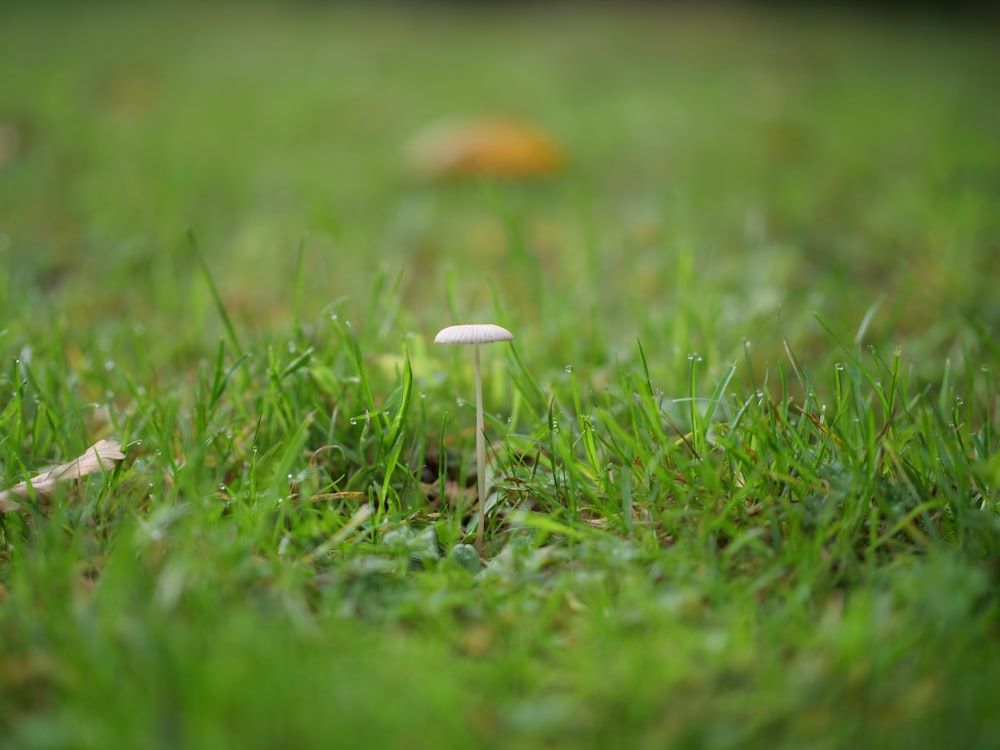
<box><xmin>456</xmin><ymin>398</ymin><xmax>465</xmax><ymax>407</ymax></box>
<box><xmin>742</xmin><ymin>337</ymin><xmax>751</xmax><ymax>348</ymax></box>
<box><xmin>835</xmin><ymin>363</ymin><xmax>845</xmax><ymax>371</ymax></box>
<box><xmin>564</xmin><ymin>364</ymin><xmax>573</xmax><ymax>373</ymax></box>
<box><xmin>955</xmin><ymin>397</ymin><xmax>964</xmax><ymax>406</ymax></box>
<box><xmin>350</xmin><ymin>418</ymin><xmax>357</xmax><ymax>425</ymax></box>
<box><xmin>330</xmin><ymin>313</ymin><xmax>338</xmax><ymax>321</ymax></box>
<box><xmin>104</xmin><ymin>360</ymin><xmax>115</xmax><ymax>371</ymax></box>
<box><xmin>419</xmin><ymin>392</ymin><xmax>426</xmax><ymax>399</ymax></box>
<box><xmin>982</xmin><ymin>365</ymin><xmax>989</xmax><ymax>373</ymax></box>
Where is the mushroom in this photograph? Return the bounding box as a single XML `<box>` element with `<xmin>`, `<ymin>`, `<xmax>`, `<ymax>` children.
<box><xmin>434</xmin><ymin>323</ymin><xmax>514</xmax><ymax>551</ymax></box>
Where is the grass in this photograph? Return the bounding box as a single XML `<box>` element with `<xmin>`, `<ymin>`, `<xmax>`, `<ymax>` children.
<box><xmin>2</xmin><ymin>3</ymin><xmax>1000</xmax><ymax>748</ymax></box>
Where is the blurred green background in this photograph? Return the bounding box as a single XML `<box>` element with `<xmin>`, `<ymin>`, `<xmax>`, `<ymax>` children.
<box><xmin>1</xmin><ymin>2</ymin><xmax>998</xmax><ymax>373</ymax></box>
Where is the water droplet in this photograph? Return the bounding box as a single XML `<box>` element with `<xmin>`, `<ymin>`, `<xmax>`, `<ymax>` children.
<box><xmin>419</xmin><ymin>392</ymin><xmax>426</xmax><ymax>399</ymax></box>
<box><xmin>742</xmin><ymin>337</ymin><xmax>751</xmax><ymax>348</ymax></box>
<box><xmin>104</xmin><ymin>360</ymin><xmax>115</xmax><ymax>371</ymax></box>
<box><xmin>456</xmin><ymin>398</ymin><xmax>465</xmax><ymax>407</ymax></box>
<box><xmin>755</xmin><ymin>389</ymin><xmax>764</xmax><ymax>399</ymax></box>
<box><xmin>564</xmin><ymin>365</ymin><xmax>573</xmax><ymax>373</ymax></box>
<box><xmin>330</xmin><ymin>313</ymin><xmax>339</xmax><ymax>321</ymax></box>
<box><xmin>350</xmin><ymin>418</ymin><xmax>357</xmax><ymax>425</ymax></box>
<box><xmin>981</xmin><ymin>365</ymin><xmax>989</xmax><ymax>373</ymax></box>
<box><xmin>955</xmin><ymin>397</ymin><xmax>964</xmax><ymax>406</ymax></box>
<box><xmin>286</xmin><ymin>473</ymin><xmax>293</xmax><ymax>481</ymax></box>
<box><xmin>835</xmin><ymin>363</ymin><xmax>845</xmax><ymax>371</ymax></box>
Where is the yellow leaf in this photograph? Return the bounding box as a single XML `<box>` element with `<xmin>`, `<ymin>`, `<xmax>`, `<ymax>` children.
<box><xmin>405</xmin><ymin>117</ymin><xmax>565</xmax><ymax>180</ymax></box>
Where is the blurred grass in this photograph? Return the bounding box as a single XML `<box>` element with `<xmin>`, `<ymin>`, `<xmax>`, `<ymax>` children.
<box><xmin>2</xmin><ymin>3</ymin><xmax>998</xmax><ymax>369</ymax></box>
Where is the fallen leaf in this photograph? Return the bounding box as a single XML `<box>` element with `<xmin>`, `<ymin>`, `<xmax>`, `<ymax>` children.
<box><xmin>405</xmin><ymin>117</ymin><xmax>565</xmax><ymax>180</ymax></box>
<box><xmin>0</xmin><ymin>439</ymin><xmax>126</xmax><ymax>513</ymax></box>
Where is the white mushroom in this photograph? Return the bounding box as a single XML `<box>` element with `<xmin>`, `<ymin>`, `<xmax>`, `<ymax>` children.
<box><xmin>434</xmin><ymin>324</ymin><xmax>514</xmax><ymax>551</ymax></box>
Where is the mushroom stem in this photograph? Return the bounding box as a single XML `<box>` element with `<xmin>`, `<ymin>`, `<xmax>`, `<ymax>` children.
<box><xmin>474</xmin><ymin>342</ymin><xmax>487</xmax><ymax>550</ymax></box>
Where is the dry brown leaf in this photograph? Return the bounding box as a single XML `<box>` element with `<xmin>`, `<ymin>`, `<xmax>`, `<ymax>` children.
<box><xmin>0</xmin><ymin>439</ymin><xmax>125</xmax><ymax>513</ymax></box>
<box><xmin>405</xmin><ymin>117</ymin><xmax>565</xmax><ymax>180</ymax></box>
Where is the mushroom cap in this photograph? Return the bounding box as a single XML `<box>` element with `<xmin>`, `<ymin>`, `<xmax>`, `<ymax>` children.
<box><xmin>434</xmin><ymin>324</ymin><xmax>514</xmax><ymax>345</ymax></box>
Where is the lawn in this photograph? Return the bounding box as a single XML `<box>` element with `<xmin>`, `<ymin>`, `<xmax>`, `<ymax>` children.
<box><xmin>1</xmin><ymin>3</ymin><xmax>999</xmax><ymax>748</ymax></box>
